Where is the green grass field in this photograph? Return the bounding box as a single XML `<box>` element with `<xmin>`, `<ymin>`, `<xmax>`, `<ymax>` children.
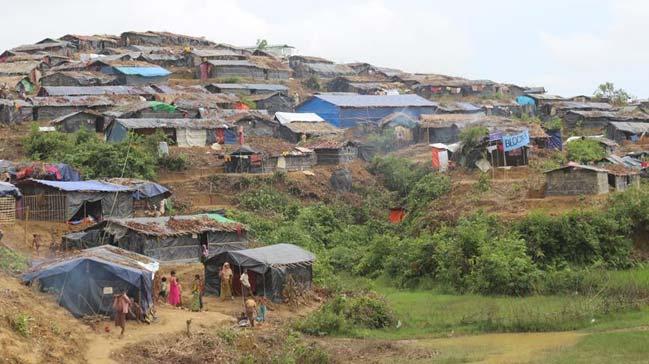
<box><xmin>538</xmin><ymin>330</ymin><xmax>649</xmax><ymax>364</ymax></box>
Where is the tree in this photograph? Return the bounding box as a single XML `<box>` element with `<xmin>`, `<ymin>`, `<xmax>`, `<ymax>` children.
<box><xmin>593</xmin><ymin>82</ymin><xmax>632</xmax><ymax>106</ymax></box>
<box><xmin>565</xmin><ymin>139</ymin><xmax>606</xmax><ymax>163</ymax></box>
<box><xmin>255</xmin><ymin>39</ymin><xmax>268</xmax><ymax>50</ymax></box>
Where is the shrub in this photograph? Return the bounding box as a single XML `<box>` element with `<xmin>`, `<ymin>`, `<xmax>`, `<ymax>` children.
<box><xmin>10</xmin><ymin>313</ymin><xmax>32</xmax><ymax>337</ymax></box>
<box><xmin>303</xmin><ymin>76</ymin><xmax>321</xmax><ymax>91</ymax></box>
<box><xmin>468</xmin><ymin>236</ymin><xmax>540</xmax><ymax>295</ymax></box>
<box><xmin>238</xmin><ymin>188</ymin><xmax>290</xmax><ymax>214</ymax></box>
<box><xmin>158</xmin><ymin>154</ymin><xmax>189</xmax><ymax>171</ymax></box>
<box><xmin>0</xmin><ymin>246</ymin><xmax>28</xmax><ymax>274</ymax></box>
<box><xmin>296</xmin><ymin>292</ymin><xmax>396</xmax><ymax>336</ymax></box>
<box><xmin>566</xmin><ymin>139</ymin><xmax>606</xmax><ymax>163</ymax></box>
<box><xmin>475</xmin><ymin>173</ymin><xmax>491</xmax><ymax>193</ymax></box>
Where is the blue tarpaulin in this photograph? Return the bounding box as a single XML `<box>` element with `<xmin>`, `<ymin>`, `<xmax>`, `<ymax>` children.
<box><xmin>114</xmin><ymin>67</ymin><xmax>171</xmax><ymax>77</ymax></box>
<box><xmin>22</xmin><ymin>245</ymin><xmax>157</xmax><ymax>317</ymax></box>
<box><xmin>516</xmin><ymin>96</ymin><xmax>536</xmax><ymax>106</ymax></box>
<box><xmin>546</xmin><ymin>130</ymin><xmax>562</xmax><ymax>150</ymax></box>
<box><xmin>224</xmin><ymin>129</ymin><xmax>238</xmax><ymax>144</ymax></box>
<box><xmin>28</xmin><ymin>179</ymin><xmax>133</xmax><ymax>192</ymax></box>
<box><xmin>55</xmin><ymin>164</ymin><xmax>81</xmax><ymax>182</ymax></box>
<box><xmin>132</xmin><ymin>182</ymin><xmax>171</xmax><ymax>200</ymax></box>
<box><xmin>0</xmin><ymin>182</ymin><xmax>21</xmax><ymax>198</ymax></box>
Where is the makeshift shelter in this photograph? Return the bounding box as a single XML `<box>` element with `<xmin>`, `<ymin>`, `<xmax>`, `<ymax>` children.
<box><xmin>226</xmin><ymin>111</ymin><xmax>278</xmax><ymax>137</ymax></box>
<box><xmin>296</xmin><ymin>94</ymin><xmax>437</xmax><ymax>128</ymax></box>
<box><xmin>291</xmin><ymin>62</ymin><xmax>356</xmax><ymax>78</ymax></box>
<box><xmin>545</xmin><ymin>164</ymin><xmax>609</xmax><ymax>196</ymax></box>
<box><xmin>246</xmin><ymin>92</ymin><xmax>293</xmax><ymax>114</ymax></box>
<box><xmin>0</xmin><ymin>76</ymin><xmax>34</xmax><ymax>95</ymax></box>
<box><xmin>105</xmin><ymin>118</ymin><xmax>230</xmax><ymax>147</ymax></box>
<box><xmin>304</xmin><ymin>140</ymin><xmax>359</xmax><ymax>165</ymax></box>
<box><xmin>87</xmin><ymin>60</ymin><xmax>171</xmax><ymax>85</ymax></box>
<box><xmin>204</xmin><ymin>243</ymin><xmax>314</xmax><ymax>302</ymax></box>
<box><xmin>278</xmin><ymin>117</ymin><xmax>342</xmax><ymax>143</ymax></box>
<box><xmin>225</xmin><ymin>146</ymin><xmax>266</xmax><ymax>173</ymax></box>
<box><xmin>107</xmin><ymin>178</ymin><xmax>171</xmax><ymax>211</ymax></box>
<box><xmin>15</xmin><ymin>179</ymin><xmax>134</xmax><ymax>222</ymax></box>
<box><xmin>607</xmin><ymin>122</ymin><xmax>649</xmax><ymax>143</ymax></box>
<box><xmin>69</xmin><ymin>215</ymin><xmax>247</xmax><ymax>262</ymax></box>
<box><xmin>0</xmin><ymin>99</ymin><xmax>32</xmax><ymax>124</ymax></box>
<box><xmin>22</xmin><ymin>245</ymin><xmax>158</xmax><ymax>317</ymax></box>
<box><xmin>38</xmin><ymin>85</ymin><xmax>156</xmax><ymax>98</ymax></box>
<box><xmin>39</xmin><ymin>71</ymin><xmax>117</xmax><ymax>87</ymax></box>
<box><xmin>205</xmin><ymin>83</ymin><xmax>288</xmax><ymax>96</ymax></box>
<box><xmin>0</xmin><ymin>182</ymin><xmax>21</xmax><ymax>224</ymax></box>
<box><xmin>30</xmin><ymin>95</ymin><xmax>142</xmax><ymax>120</ymax></box>
<box><xmin>378</xmin><ymin>112</ymin><xmax>419</xmax><ymax>145</ymax></box>
<box><xmin>50</xmin><ymin>110</ymin><xmax>104</xmax><ymax>132</ymax></box>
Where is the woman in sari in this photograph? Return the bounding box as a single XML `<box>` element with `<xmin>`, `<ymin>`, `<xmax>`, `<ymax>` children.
<box><xmin>219</xmin><ymin>262</ymin><xmax>233</xmax><ymax>301</ymax></box>
<box><xmin>167</xmin><ymin>271</ymin><xmax>181</xmax><ymax>307</ymax></box>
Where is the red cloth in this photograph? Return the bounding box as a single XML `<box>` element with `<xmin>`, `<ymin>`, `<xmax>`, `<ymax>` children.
<box><xmin>216</xmin><ymin>129</ymin><xmax>225</xmax><ymax>144</ymax></box>
<box><xmin>168</xmin><ymin>277</ymin><xmax>181</xmax><ymax>306</ymax></box>
<box><xmin>199</xmin><ymin>62</ymin><xmax>211</xmax><ymax>81</ymax></box>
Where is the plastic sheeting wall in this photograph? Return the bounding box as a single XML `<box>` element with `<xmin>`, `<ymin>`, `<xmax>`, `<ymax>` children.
<box><xmin>176</xmin><ymin>128</ymin><xmax>207</xmax><ymax>147</ymax></box>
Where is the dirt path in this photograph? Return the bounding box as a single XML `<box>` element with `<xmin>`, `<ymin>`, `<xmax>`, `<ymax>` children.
<box><xmin>84</xmin><ymin>306</ymin><xmax>231</xmax><ymax>364</ymax></box>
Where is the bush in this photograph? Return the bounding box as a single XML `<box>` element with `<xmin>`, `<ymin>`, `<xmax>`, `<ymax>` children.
<box><xmin>296</xmin><ymin>292</ymin><xmax>396</xmax><ymax>336</ymax></box>
<box><xmin>0</xmin><ymin>246</ymin><xmax>28</xmax><ymax>274</ymax></box>
<box><xmin>23</xmin><ymin>126</ymin><xmax>158</xmax><ymax>179</ymax></box>
<box><xmin>238</xmin><ymin>188</ymin><xmax>290</xmax><ymax>214</ymax></box>
<box><xmin>369</xmin><ymin>156</ymin><xmax>430</xmax><ymax>198</ymax></box>
<box><xmin>158</xmin><ymin>154</ymin><xmax>189</xmax><ymax>171</ymax></box>
<box><xmin>566</xmin><ymin>139</ymin><xmax>606</xmax><ymax>163</ymax></box>
<box><xmin>468</xmin><ymin>236</ymin><xmax>540</xmax><ymax>295</ymax></box>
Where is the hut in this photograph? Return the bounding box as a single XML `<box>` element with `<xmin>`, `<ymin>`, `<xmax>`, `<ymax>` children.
<box><xmin>601</xmin><ymin>165</ymin><xmax>641</xmax><ymax>192</ymax></box>
<box><xmin>291</xmin><ymin>62</ymin><xmax>356</xmax><ymax>78</ymax></box>
<box><xmin>40</xmin><ymin>71</ymin><xmax>117</xmax><ymax>87</ymax></box>
<box><xmin>37</xmin><ymin>85</ymin><xmax>156</xmax><ymax>98</ymax></box>
<box><xmin>0</xmin><ymin>61</ymin><xmax>43</xmax><ymax>84</ymax></box>
<box><xmin>0</xmin><ymin>76</ymin><xmax>34</xmax><ymax>95</ymax></box>
<box><xmin>0</xmin><ymin>99</ymin><xmax>32</xmax><ymax>124</ymax></box>
<box><xmin>187</xmin><ymin>49</ymin><xmax>247</xmax><ymax>67</ymax></box>
<box><xmin>378</xmin><ymin>112</ymin><xmax>419</xmax><ymax>144</ymax></box>
<box><xmin>59</xmin><ymin>34</ymin><xmax>120</xmax><ymax>51</ymax></box>
<box><xmin>106</xmin><ymin>178</ymin><xmax>171</xmax><ymax>212</ymax></box>
<box><xmin>30</xmin><ymin>95</ymin><xmax>142</xmax><ymax>120</ymax></box>
<box><xmin>198</xmin><ymin>57</ymin><xmax>290</xmax><ymax>81</ymax></box>
<box><xmin>10</xmin><ymin>41</ymin><xmax>75</xmax><ymax>56</ymax></box>
<box><xmin>15</xmin><ymin>179</ymin><xmax>134</xmax><ymax>222</ymax></box>
<box><xmin>120</xmin><ymin>31</ymin><xmax>215</xmax><ymax>47</ymax></box>
<box><xmin>245</xmin><ymin>92</ymin><xmax>293</xmax><ymax>114</ymax></box>
<box><xmin>326</xmin><ymin>77</ymin><xmax>404</xmax><ymax>95</ymax></box>
<box><xmin>275</xmin><ymin>112</ymin><xmax>342</xmax><ymax>143</ymax></box>
<box><xmin>204</xmin><ymin>243</ymin><xmax>314</xmax><ymax>302</ymax></box>
<box><xmin>136</xmin><ymin>53</ymin><xmax>186</xmax><ymax>68</ymax></box>
<box><xmin>22</xmin><ymin>245</ymin><xmax>157</xmax><ymax>318</ymax></box>
<box><xmin>225</xmin><ymin>145</ymin><xmax>266</xmax><ymax>173</ymax></box>
<box><xmin>0</xmin><ymin>182</ymin><xmax>21</xmax><ymax>224</ymax></box>
<box><xmin>226</xmin><ymin>111</ymin><xmax>278</xmax><ymax>137</ymax></box>
<box><xmin>87</xmin><ymin>60</ymin><xmax>171</xmax><ymax>85</ymax></box>
<box><xmin>105</xmin><ymin>118</ymin><xmax>230</xmax><ymax>147</ymax></box>
<box><xmin>205</xmin><ymin>83</ymin><xmax>288</xmax><ymax>96</ymax></box>
<box><xmin>545</xmin><ymin>164</ymin><xmax>609</xmax><ymax>196</ymax></box>
<box><xmin>296</xmin><ymin>94</ymin><xmax>437</xmax><ymax>128</ymax></box>
<box><xmin>70</xmin><ymin>214</ymin><xmax>247</xmax><ymax>262</ymax></box>
<box><xmin>607</xmin><ymin>122</ymin><xmax>649</xmax><ymax>143</ymax></box>
<box><xmin>50</xmin><ymin>110</ymin><xmax>104</xmax><ymax>133</ymax></box>
<box><xmin>305</xmin><ymin>139</ymin><xmax>359</xmax><ymax>165</ymax></box>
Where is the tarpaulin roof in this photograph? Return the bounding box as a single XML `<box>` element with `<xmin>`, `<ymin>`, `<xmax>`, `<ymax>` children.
<box><xmin>225</xmin><ymin>243</ymin><xmax>315</xmax><ymax>269</ymax></box>
<box><xmin>24</xmin><ymin>179</ymin><xmax>133</xmax><ymax>192</ymax></box>
<box><xmin>114</xmin><ymin>118</ymin><xmax>230</xmax><ymax>130</ymax></box>
<box><xmin>102</xmin><ymin>214</ymin><xmax>246</xmax><ymax>236</ymax></box>
<box><xmin>0</xmin><ymin>182</ymin><xmax>21</xmax><ymax>198</ymax></box>
<box><xmin>314</xmin><ymin>94</ymin><xmax>436</xmax><ymax>108</ymax></box>
<box><xmin>106</xmin><ymin>178</ymin><xmax>171</xmax><ymax>200</ymax></box>
<box><xmin>274</xmin><ymin>112</ymin><xmax>324</xmax><ymax>124</ymax></box>
<box><xmin>40</xmin><ymin>85</ymin><xmax>157</xmax><ymax>97</ymax></box>
<box><xmin>211</xmin><ymin>83</ymin><xmax>288</xmax><ymax>92</ymax></box>
<box><xmin>113</xmin><ymin>66</ymin><xmax>171</xmax><ymax>77</ymax></box>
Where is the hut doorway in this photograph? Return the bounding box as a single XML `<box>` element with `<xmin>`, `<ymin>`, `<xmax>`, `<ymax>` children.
<box><xmin>71</xmin><ymin>200</ymin><xmax>103</xmax><ymax>222</ymax></box>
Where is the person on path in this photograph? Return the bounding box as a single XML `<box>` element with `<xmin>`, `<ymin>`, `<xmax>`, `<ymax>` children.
<box><xmin>159</xmin><ymin>277</ymin><xmax>169</xmax><ymax>301</ymax></box>
<box><xmin>168</xmin><ymin>271</ymin><xmax>181</xmax><ymax>307</ymax></box>
<box><xmin>219</xmin><ymin>263</ymin><xmax>233</xmax><ymax>301</ymax></box>
<box><xmin>240</xmin><ymin>269</ymin><xmax>251</xmax><ymax>298</ymax></box>
<box><xmin>191</xmin><ymin>274</ymin><xmax>204</xmax><ymax>311</ymax></box>
<box><xmin>112</xmin><ymin>291</ymin><xmax>132</xmax><ymax>338</ymax></box>
<box><xmin>245</xmin><ymin>297</ymin><xmax>257</xmax><ymax>328</ymax></box>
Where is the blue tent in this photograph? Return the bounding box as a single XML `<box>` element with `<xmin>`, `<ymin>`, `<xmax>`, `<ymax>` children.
<box><xmin>22</xmin><ymin>245</ymin><xmax>158</xmax><ymax>317</ymax></box>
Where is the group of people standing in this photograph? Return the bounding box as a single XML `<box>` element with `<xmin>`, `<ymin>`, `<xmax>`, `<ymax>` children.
<box><xmin>157</xmin><ymin>270</ymin><xmax>205</xmax><ymax>312</ymax></box>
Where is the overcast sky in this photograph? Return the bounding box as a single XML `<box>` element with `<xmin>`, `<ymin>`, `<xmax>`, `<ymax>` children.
<box><xmin>1</xmin><ymin>0</ymin><xmax>645</xmax><ymax>96</ymax></box>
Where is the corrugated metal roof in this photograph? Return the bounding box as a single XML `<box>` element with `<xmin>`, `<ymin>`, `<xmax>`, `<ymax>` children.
<box><xmin>41</xmin><ymin>85</ymin><xmax>156</xmax><ymax>96</ymax></box>
<box><xmin>113</xmin><ymin>66</ymin><xmax>171</xmax><ymax>77</ymax></box>
<box><xmin>23</xmin><ymin>179</ymin><xmax>132</xmax><ymax>192</ymax></box>
<box><xmin>115</xmin><ymin>118</ymin><xmax>229</xmax><ymax>130</ymax></box>
<box><xmin>274</xmin><ymin>112</ymin><xmax>325</xmax><ymax>124</ymax></box>
<box><xmin>609</xmin><ymin>122</ymin><xmax>649</xmax><ymax>134</ymax></box>
<box><xmin>211</xmin><ymin>83</ymin><xmax>288</xmax><ymax>92</ymax></box>
<box><xmin>545</xmin><ymin>164</ymin><xmax>608</xmax><ymax>174</ymax></box>
<box><xmin>314</xmin><ymin>94</ymin><xmax>436</xmax><ymax>108</ymax></box>
<box><xmin>50</xmin><ymin>110</ymin><xmax>102</xmax><ymax>124</ymax></box>
<box><xmin>207</xmin><ymin>59</ymin><xmax>256</xmax><ymax>67</ymax></box>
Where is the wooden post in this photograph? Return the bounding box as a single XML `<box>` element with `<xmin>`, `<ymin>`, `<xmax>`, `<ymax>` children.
<box><xmin>23</xmin><ymin>207</ymin><xmax>29</xmax><ymax>248</ymax></box>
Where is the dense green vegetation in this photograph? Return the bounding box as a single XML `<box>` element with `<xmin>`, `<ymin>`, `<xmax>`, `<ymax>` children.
<box><xmin>565</xmin><ymin>139</ymin><xmax>606</xmax><ymax>163</ymax></box>
<box><xmin>227</xmin><ymin>155</ymin><xmax>649</xmax><ymax>339</ymax></box>
<box><xmin>22</xmin><ymin>126</ymin><xmax>188</xmax><ymax>179</ymax></box>
<box><xmin>0</xmin><ymin>246</ymin><xmax>28</xmax><ymax>274</ymax></box>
